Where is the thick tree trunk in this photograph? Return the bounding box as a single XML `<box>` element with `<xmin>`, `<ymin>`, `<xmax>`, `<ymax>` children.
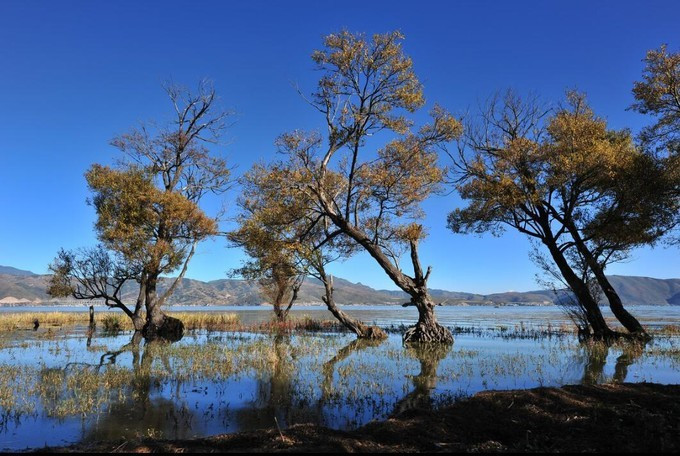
<box><xmin>593</xmin><ymin>269</ymin><xmax>648</xmax><ymax>337</ymax></box>
<box><xmin>142</xmin><ymin>274</ymin><xmax>184</xmax><ymax>342</ymax></box>
<box><xmin>402</xmin><ymin>289</ymin><xmax>454</xmax><ymax>345</ymax></box>
<box><xmin>543</xmin><ymin>239</ymin><xmax>615</xmax><ymax>340</ymax></box>
<box><xmin>565</xmin><ymin>222</ymin><xmax>648</xmax><ymax>338</ymax></box>
<box><xmin>325</xmin><ymin>215</ymin><xmax>451</xmax><ymax>343</ymax></box>
<box><xmin>319</xmin><ymin>271</ymin><xmax>386</xmax><ymax>340</ymax></box>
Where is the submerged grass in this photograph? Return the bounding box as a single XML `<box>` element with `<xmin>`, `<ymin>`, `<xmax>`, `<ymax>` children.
<box><xmin>0</xmin><ymin>329</ymin><xmax>676</xmax><ymax>449</ymax></box>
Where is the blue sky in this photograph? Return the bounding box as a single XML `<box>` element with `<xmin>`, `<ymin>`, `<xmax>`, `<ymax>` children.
<box><xmin>0</xmin><ymin>0</ymin><xmax>678</xmax><ymax>293</ymax></box>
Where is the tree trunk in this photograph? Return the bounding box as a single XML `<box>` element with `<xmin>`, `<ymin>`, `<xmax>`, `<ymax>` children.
<box><xmin>543</xmin><ymin>239</ymin><xmax>615</xmax><ymax>340</ymax></box>
<box><xmin>325</xmin><ymin>216</ymin><xmax>451</xmax><ymax>344</ymax></box>
<box><xmin>319</xmin><ymin>271</ymin><xmax>386</xmax><ymax>340</ymax></box>
<box><xmin>142</xmin><ymin>274</ymin><xmax>184</xmax><ymax>342</ymax></box>
<box><xmin>402</xmin><ymin>289</ymin><xmax>454</xmax><ymax>345</ymax></box>
<box><xmin>593</xmin><ymin>267</ymin><xmax>648</xmax><ymax>337</ymax></box>
<box><xmin>566</xmin><ymin>227</ymin><xmax>648</xmax><ymax>338</ymax></box>
<box><xmin>563</xmin><ymin>220</ymin><xmax>648</xmax><ymax>337</ymax></box>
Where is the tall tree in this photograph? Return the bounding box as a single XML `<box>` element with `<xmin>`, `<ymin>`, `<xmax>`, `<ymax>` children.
<box><xmin>449</xmin><ymin>91</ymin><xmax>615</xmax><ymax>338</ymax></box>
<box><xmin>48</xmin><ymin>81</ymin><xmax>231</xmax><ymax>340</ymax></box>
<box><xmin>451</xmin><ymin>90</ymin><xmax>675</xmax><ymax>338</ymax></box>
<box><xmin>230</xmin><ymin>161</ymin><xmax>386</xmax><ymax>339</ymax></box>
<box><xmin>540</xmin><ymin>94</ymin><xmax>651</xmax><ymax>337</ymax></box>
<box><xmin>273</xmin><ymin>31</ymin><xmax>461</xmax><ymax>343</ymax></box>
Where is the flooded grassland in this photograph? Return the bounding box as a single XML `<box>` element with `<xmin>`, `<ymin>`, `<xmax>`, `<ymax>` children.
<box><xmin>0</xmin><ymin>306</ymin><xmax>679</xmax><ymax>451</ymax></box>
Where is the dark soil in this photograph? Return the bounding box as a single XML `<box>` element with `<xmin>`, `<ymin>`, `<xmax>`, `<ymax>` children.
<box><xmin>43</xmin><ymin>383</ymin><xmax>680</xmax><ymax>453</ymax></box>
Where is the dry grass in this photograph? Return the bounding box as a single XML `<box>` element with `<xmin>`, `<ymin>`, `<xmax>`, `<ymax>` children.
<box><xmin>0</xmin><ymin>311</ymin><xmax>341</xmax><ymax>334</ymax></box>
<box><xmin>0</xmin><ymin>311</ymin><xmax>240</xmax><ymax>332</ymax></box>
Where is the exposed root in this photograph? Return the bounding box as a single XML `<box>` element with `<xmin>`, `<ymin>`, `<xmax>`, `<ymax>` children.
<box><xmin>357</xmin><ymin>325</ymin><xmax>388</xmax><ymax>340</ymax></box>
<box><xmin>403</xmin><ymin>322</ymin><xmax>453</xmax><ymax>345</ymax></box>
<box><xmin>142</xmin><ymin>315</ymin><xmax>184</xmax><ymax>342</ymax></box>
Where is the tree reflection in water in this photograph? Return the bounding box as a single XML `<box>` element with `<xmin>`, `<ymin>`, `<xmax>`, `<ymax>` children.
<box><xmin>392</xmin><ymin>342</ymin><xmax>451</xmax><ymax>415</ymax></box>
<box><xmin>580</xmin><ymin>340</ymin><xmax>645</xmax><ymax>385</ymax></box>
<box><xmin>82</xmin><ymin>334</ymin><xmax>200</xmax><ymax>443</ymax></box>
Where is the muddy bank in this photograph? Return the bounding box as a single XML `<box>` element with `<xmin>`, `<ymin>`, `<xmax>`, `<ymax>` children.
<box><xmin>43</xmin><ymin>383</ymin><xmax>680</xmax><ymax>453</ymax></box>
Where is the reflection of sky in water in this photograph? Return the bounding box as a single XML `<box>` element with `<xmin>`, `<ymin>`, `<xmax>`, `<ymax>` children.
<box><xmin>0</xmin><ymin>306</ymin><xmax>678</xmax><ymax>450</ymax></box>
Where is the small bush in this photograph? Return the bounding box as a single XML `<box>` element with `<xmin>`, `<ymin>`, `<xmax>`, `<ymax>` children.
<box><xmin>101</xmin><ymin>315</ymin><xmax>123</xmax><ymax>333</ymax></box>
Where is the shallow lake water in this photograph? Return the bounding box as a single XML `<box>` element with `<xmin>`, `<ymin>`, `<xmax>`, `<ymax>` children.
<box><xmin>0</xmin><ymin>305</ymin><xmax>679</xmax><ymax>450</ymax></box>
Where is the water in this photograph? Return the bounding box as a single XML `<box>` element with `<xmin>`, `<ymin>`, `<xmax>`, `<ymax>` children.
<box><xmin>0</xmin><ymin>305</ymin><xmax>678</xmax><ymax>450</ymax></box>
<box><xmin>5</xmin><ymin>304</ymin><xmax>679</xmax><ymax>329</ymax></box>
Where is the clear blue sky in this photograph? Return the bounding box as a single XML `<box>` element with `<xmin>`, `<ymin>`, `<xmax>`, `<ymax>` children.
<box><xmin>1</xmin><ymin>0</ymin><xmax>678</xmax><ymax>293</ymax></box>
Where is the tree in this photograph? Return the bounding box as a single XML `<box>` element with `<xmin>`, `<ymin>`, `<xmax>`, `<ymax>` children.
<box><xmin>631</xmin><ymin>44</ymin><xmax>680</xmax><ymax>155</ymax></box>
<box><xmin>451</xmin><ymin>90</ymin><xmax>676</xmax><ymax>339</ymax></box>
<box><xmin>230</xmin><ymin>195</ymin><xmax>304</xmax><ymax>322</ymax></box>
<box><xmin>272</xmin><ymin>31</ymin><xmax>461</xmax><ymax>344</ymax></box>
<box><xmin>449</xmin><ymin>91</ymin><xmax>612</xmax><ymax>338</ymax></box>
<box><xmin>630</xmin><ymin>44</ymin><xmax>680</xmax><ymax>243</ymax></box>
<box><xmin>230</xmin><ymin>161</ymin><xmax>386</xmax><ymax>339</ymax></box>
<box><xmin>48</xmin><ymin>80</ymin><xmax>231</xmax><ymax>340</ymax></box>
<box><xmin>539</xmin><ymin>93</ymin><xmax>652</xmax><ymax>337</ymax></box>
<box><xmin>48</xmin><ymin>245</ymin><xmax>145</xmax><ymax>331</ymax></box>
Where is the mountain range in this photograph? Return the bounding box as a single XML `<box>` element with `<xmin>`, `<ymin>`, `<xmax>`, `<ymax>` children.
<box><xmin>0</xmin><ymin>265</ymin><xmax>678</xmax><ymax>307</ymax></box>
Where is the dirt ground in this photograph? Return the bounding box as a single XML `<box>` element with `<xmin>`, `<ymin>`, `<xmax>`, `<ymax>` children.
<box><xmin>44</xmin><ymin>383</ymin><xmax>680</xmax><ymax>453</ymax></box>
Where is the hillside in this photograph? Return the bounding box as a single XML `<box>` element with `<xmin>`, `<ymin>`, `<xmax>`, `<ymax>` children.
<box><xmin>0</xmin><ymin>266</ymin><xmax>678</xmax><ymax>307</ymax></box>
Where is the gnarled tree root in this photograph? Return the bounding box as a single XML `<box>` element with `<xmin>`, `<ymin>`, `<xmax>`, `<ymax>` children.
<box><xmin>357</xmin><ymin>325</ymin><xmax>388</xmax><ymax>340</ymax></box>
<box><xmin>143</xmin><ymin>315</ymin><xmax>184</xmax><ymax>342</ymax></box>
<box><xmin>403</xmin><ymin>321</ymin><xmax>453</xmax><ymax>345</ymax></box>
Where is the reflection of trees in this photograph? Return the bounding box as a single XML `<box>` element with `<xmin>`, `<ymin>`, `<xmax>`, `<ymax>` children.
<box><xmin>580</xmin><ymin>341</ymin><xmax>645</xmax><ymax>384</ymax></box>
<box><xmin>83</xmin><ymin>336</ymin><xmax>200</xmax><ymax>443</ymax></box>
<box><xmin>392</xmin><ymin>343</ymin><xmax>451</xmax><ymax>415</ymax></box>
<box><xmin>321</xmin><ymin>338</ymin><xmax>385</xmax><ymax>402</ymax></box>
<box><xmin>612</xmin><ymin>342</ymin><xmax>644</xmax><ymax>383</ymax></box>
<box><xmin>234</xmin><ymin>334</ymin><xmax>323</xmax><ymax>430</ymax></box>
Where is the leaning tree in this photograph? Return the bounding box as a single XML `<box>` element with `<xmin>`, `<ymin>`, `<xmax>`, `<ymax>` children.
<box><xmin>48</xmin><ymin>80</ymin><xmax>231</xmax><ymax>340</ymax></box>
<box><xmin>450</xmin><ymin>90</ymin><xmax>675</xmax><ymax>339</ymax></box>
<box><xmin>230</xmin><ymin>160</ymin><xmax>386</xmax><ymax>339</ymax></box>
<box><xmin>449</xmin><ymin>91</ymin><xmax>611</xmax><ymax>338</ymax></box>
<box><xmin>269</xmin><ymin>31</ymin><xmax>461</xmax><ymax>344</ymax></box>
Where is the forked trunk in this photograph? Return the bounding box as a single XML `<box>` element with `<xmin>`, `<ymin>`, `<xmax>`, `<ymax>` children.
<box><xmin>142</xmin><ymin>274</ymin><xmax>184</xmax><ymax>342</ymax></box>
<box><xmin>543</xmin><ymin>237</ymin><xmax>615</xmax><ymax>340</ymax></box>
<box><xmin>566</xmin><ymin>222</ymin><xmax>649</xmax><ymax>338</ymax></box>
<box><xmin>402</xmin><ymin>290</ymin><xmax>453</xmax><ymax>345</ymax></box>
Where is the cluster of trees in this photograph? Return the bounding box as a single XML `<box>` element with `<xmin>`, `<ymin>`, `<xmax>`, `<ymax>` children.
<box><xmin>49</xmin><ymin>32</ymin><xmax>679</xmax><ymax>344</ymax></box>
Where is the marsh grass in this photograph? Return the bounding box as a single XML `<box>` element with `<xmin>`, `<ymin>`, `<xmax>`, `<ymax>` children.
<box><xmin>101</xmin><ymin>314</ymin><xmax>123</xmax><ymax>333</ymax></box>
<box><xmin>250</xmin><ymin>315</ymin><xmax>346</xmax><ymax>333</ymax></box>
<box><xmin>0</xmin><ymin>319</ymin><xmax>678</xmax><ymax>449</ymax></box>
<box><xmin>0</xmin><ymin>311</ymin><xmax>342</xmax><ymax>335</ymax></box>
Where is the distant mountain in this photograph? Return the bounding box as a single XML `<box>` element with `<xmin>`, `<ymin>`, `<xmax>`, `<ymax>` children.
<box><xmin>0</xmin><ymin>266</ymin><xmax>678</xmax><ymax>307</ymax></box>
<box><xmin>606</xmin><ymin>275</ymin><xmax>680</xmax><ymax>306</ymax></box>
<box><xmin>0</xmin><ymin>266</ymin><xmax>36</xmax><ymax>277</ymax></box>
